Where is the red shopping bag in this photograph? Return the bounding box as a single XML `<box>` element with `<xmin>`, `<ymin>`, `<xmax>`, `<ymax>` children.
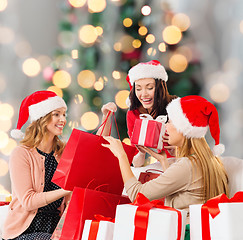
<box><xmin>138</xmin><ymin>169</ymin><xmax>164</xmax><ymax>184</ymax></box>
<box><xmin>52</xmin><ymin>112</ymin><xmax>137</xmax><ymax>195</ymax></box>
<box><xmin>59</xmin><ymin>187</ymin><xmax>131</xmax><ymax>240</ymax></box>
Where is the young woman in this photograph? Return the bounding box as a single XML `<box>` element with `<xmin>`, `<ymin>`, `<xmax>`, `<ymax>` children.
<box><xmin>102</xmin><ymin>95</ymin><xmax>228</xmax><ymax>238</ymax></box>
<box><xmin>126</xmin><ymin>60</ymin><xmax>177</xmax><ymax>167</ymax></box>
<box><xmin>2</xmin><ymin>91</ymin><xmax>72</xmax><ymax>240</ymax></box>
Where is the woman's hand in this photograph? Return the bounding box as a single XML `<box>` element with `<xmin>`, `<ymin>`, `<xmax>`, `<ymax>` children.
<box><xmin>102</xmin><ymin>136</ymin><xmax>126</xmax><ymax>159</ymax></box>
<box><xmin>163</xmin><ymin>134</ymin><xmax>177</xmax><ymax>156</ymax></box>
<box><xmin>101</xmin><ymin>102</ymin><xmax>117</xmax><ymax>117</ymax></box>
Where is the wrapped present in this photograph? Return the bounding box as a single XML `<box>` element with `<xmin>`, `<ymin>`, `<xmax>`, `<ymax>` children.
<box><xmin>58</xmin><ymin>187</ymin><xmax>131</xmax><ymax>240</ymax></box>
<box><xmin>52</xmin><ymin>112</ymin><xmax>137</xmax><ymax>195</ymax></box>
<box><xmin>190</xmin><ymin>191</ymin><xmax>243</xmax><ymax>240</ymax></box>
<box><xmin>113</xmin><ymin>193</ymin><xmax>186</xmax><ymax>240</ymax></box>
<box><xmin>130</xmin><ymin>114</ymin><xmax>167</xmax><ymax>150</ymax></box>
<box><xmin>81</xmin><ymin>215</ymin><xmax>114</xmax><ymax>240</ymax></box>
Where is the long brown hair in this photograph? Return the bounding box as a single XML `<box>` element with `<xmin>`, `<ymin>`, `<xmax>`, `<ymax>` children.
<box><xmin>20</xmin><ymin>112</ymin><xmax>65</xmax><ymax>156</ymax></box>
<box><xmin>129</xmin><ymin>79</ymin><xmax>177</xmax><ymax>118</ymax></box>
<box><xmin>178</xmin><ymin>137</ymin><xmax>229</xmax><ymax>202</ymax></box>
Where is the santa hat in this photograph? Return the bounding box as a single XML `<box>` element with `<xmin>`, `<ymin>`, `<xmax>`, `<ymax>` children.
<box><xmin>166</xmin><ymin>95</ymin><xmax>225</xmax><ymax>156</ymax></box>
<box><xmin>11</xmin><ymin>90</ymin><xmax>67</xmax><ymax>139</ymax></box>
<box><xmin>126</xmin><ymin>60</ymin><xmax>168</xmax><ymax>91</ymax></box>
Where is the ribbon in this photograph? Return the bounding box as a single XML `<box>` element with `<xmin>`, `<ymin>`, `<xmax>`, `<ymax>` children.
<box><xmin>138</xmin><ymin>114</ymin><xmax>167</xmax><ymax>150</ymax></box>
<box><xmin>132</xmin><ymin>193</ymin><xmax>182</xmax><ymax>240</ymax></box>
<box><xmin>87</xmin><ymin>215</ymin><xmax>114</xmax><ymax>240</ymax></box>
<box><xmin>201</xmin><ymin>191</ymin><xmax>243</xmax><ymax>240</ymax></box>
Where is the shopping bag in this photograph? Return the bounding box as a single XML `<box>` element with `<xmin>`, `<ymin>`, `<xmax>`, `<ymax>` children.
<box><xmin>59</xmin><ymin>187</ymin><xmax>131</xmax><ymax>240</ymax></box>
<box><xmin>52</xmin><ymin>112</ymin><xmax>137</xmax><ymax>195</ymax></box>
<box><xmin>138</xmin><ymin>169</ymin><xmax>163</xmax><ymax>184</ymax></box>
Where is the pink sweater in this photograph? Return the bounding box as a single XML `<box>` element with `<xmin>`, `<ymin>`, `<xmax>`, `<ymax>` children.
<box><xmin>2</xmin><ymin>145</ymin><xmax>67</xmax><ymax>239</ymax></box>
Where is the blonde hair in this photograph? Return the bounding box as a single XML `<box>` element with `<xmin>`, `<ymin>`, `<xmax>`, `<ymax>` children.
<box><xmin>20</xmin><ymin>112</ymin><xmax>65</xmax><ymax>156</ymax></box>
<box><xmin>178</xmin><ymin>137</ymin><xmax>229</xmax><ymax>202</ymax></box>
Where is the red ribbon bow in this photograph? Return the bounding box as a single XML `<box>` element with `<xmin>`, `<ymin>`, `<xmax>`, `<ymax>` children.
<box><xmin>201</xmin><ymin>191</ymin><xmax>243</xmax><ymax>240</ymax></box>
<box><xmin>132</xmin><ymin>193</ymin><xmax>182</xmax><ymax>240</ymax></box>
<box><xmin>87</xmin><ymin>215</ymin><xmax>114</xmax><ymax>240</ymax></box>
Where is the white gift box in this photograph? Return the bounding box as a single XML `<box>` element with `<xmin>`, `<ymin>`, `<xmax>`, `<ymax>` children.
<box><xmin>81</xmin><ymin>220</ymin><xmax>114</xmax><ymax>240</ymax></box>
<box><xmin>0</xmin><ymin>205</ymin><xmax>9</xmax><ymax>238</ymax></box>
<box><xmin>190</xmin><ymin>203</ymin><xmax>243</xmax><ymax>240</ymax></box>
<box><xmin>113</xmin><ymin>204</ymin><xmax>186</xmax><ymax>240</ymax></box>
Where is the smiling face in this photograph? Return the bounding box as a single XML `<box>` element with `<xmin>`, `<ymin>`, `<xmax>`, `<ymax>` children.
<box><xmin>166</xmin><ymin>120</ymin><xmax>185</xmax><ymax>147</ymax></box>
<box><xmin>134</xmin><ymin>78</ymin><xmax>156</xmax><ymax>112</ymax></box>
<box><xmin>46</xmin><ymin>107</ymin><xmax>66</xmax><ymax>137</ymax></box>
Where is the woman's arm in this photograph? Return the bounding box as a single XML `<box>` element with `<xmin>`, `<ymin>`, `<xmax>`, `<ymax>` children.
<box><xmin>97</xmin><ymin>102</ymin><xmax>117</xmax><ymax>136</ymax></box>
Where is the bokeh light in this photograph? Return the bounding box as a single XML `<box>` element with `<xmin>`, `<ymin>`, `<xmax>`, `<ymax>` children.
<box><xmin>210</xmin><ymin>83</ymin><xmax>230</xmax><ymax>103</ymax></box>
<box><xmin>22</xmin><ymin>58</ymin><xmax>41</xmax><ymax>77</ymax></box>
<box><xmin>147</xmin><ymin>47</ymin><xmax>157</xmax><ymax>56</ymax></box>
<box><xmin>0</xmin><ymin>103</ymin><xmax>14</xmax><ymax>120</ymax></box>
<box><xmin>162</xmin><ymin>25</ymin><xmax>182</xmax><ymax>45</ymax></box>
<box><xmin>112</xmin><ymin>71</ymin><xmax>121</xmax><ymax>80</ymax></box>
<box><xmin>113</xmin><ymin>42</ymin><xmax>122</xmax><ymax>51</ymax></box>
<box><xmin>14</xmin><ymin>41</ymin><xmax>32</xmax><ymax>58</ymax></box>
<box><xmin>115</xmin><ymin>90</ymin><xmax>130</xmax><ymax>109</ymax></box>
<box><xmin>77</xmin><ymin>70</ymin><xmax>96</xmax><ymax>88</ymax></box>
<box><xmin>79</xmin><ymin>25</ymin><xmax>98</xmax><ymax>45</ymax></box>
<box><xmin>95</xmin><ymin>26</ymin><xmax>103</xmax><ymax>36</ymax></box>
<box><xmin>71</xmin><ymin>49</ymin><xmax>79</xmax><ymax>59</ymax></box>
<box><xmin>0</xmin><ymin>131</ymin><xmax>9</xmax><ymax>149</ymax></box>
<box><xmin>68</xmin><ymin>0</ymin><xmax>86</xmax><ymax>8</ymax></box>
<box><xmin>74</xmin><ymin>94</ymin><xmax>83</xmax><ymax>104</ymax></box>
<box><xmin>169</xmin><ymin>54</ymin><xmax>188</xmax><ymax>72</ymax></box>
<box><xmin>0</xmin><ymin>119</ymin><xmax>11</xmax><ymax>132</ymax></box>
<box><xmin>88</xmin><ymin>0</ymin><xmax>106</xmax><ymax>13</ymax></box>
<box><xmin>81</xmin><ymin>112</ymin><xmax>99</xmax><ymax>130</ymax></box>
<box><xmin>0</xmin><ymin>138</ymin><xmax>17</xmax><ymax>156</ymax></box>
<box><xmin>172</xmin><ymin>13</ymin><xmax>191</xmax><ymax>32</ymax></box>
<box><xmin>146</xmin><ymin>34</ymin><xmax>155</xmax><ymax>44</ymax></box>
<box><xmin>123</xmin><ymin>18</ymin><xmax>133</xmax><ymax>27</ymax></box>
<box><xmin>0</xmin><ymin>0</ymin><xmax>8</xmax><ymax>11</ymax></box>
<box><xmin>47</xmin><ymin>86</ymin><xmax>63</xmax><ymax>97</ymax></box>
<box><xmin>158</xmin><ymin>42</ymin><xmax>166</xmax><ymax>52</ymax></box>
<box><xmin>68</xmin><ymin>121</ymin><xmax>79</xmax><ymax>129</ymax></box>
<box><xmin>138</xmin><ymin>26</ymin><xmax>148</xmax><ymax>36</ymax></box>
<box><xmin>93</xmin><ymin>96</ymin><xmax>102</xmax><ymax>106</ymax></box>
<box><xmin>0</xmin><ymin>26</ymin><xmax>14</xmax><ymax>44</ymax></box>
<box><xmin>0</xmin><ymin>159</ymin><xmax>8</xmax><ymax>176</ymax></box>
<box><xmin>141</xmin><ymin>5</ymin><xmax>151</xmax><ymax>16</ymax></box>
<box><xmin>132</xmin><ymin>39</ymin><xmax>142</xmax><ymax>48</ymax></box>
<box><xmin>120</xmin><ymin>35</ymin><xmax>135</xmax><ymax>53</ymax></box>
<box><xmin>94</xmin><ymin>79</ymin><xmax>104</xmax><ymax>91</ymax></box>
<box><xmin>52</xmin><ymin>70</ymin><xmax>71</xmax><ymax>88</ymax></box>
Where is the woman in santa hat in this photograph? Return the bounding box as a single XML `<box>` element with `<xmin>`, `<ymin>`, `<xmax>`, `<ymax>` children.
<box><xmin>100</xmin><ymin>60</ymin><xmax>177</xmax><ymax>167</ymax></box>
<box><xmin>2</xmin><ymin>91</ymin><xmax>72</xmax><ymax>240</ymax></box>
<box><xmin>102</xmin><ymin>95</ymin><xmax>229</xmax><ymax>238</ymax></box>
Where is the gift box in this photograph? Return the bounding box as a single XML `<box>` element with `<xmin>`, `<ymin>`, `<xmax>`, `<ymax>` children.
<box><xmin>58</xmin><ymin>187</ymin><xmax>131</xmax><ymax>240</ymax></box>
<box><xmin>113</xmin><ymin>193</ymin><xmax>186</xmax><ymax>240</ymax></box>
<box><xmin>81</xmin><ymin>215</ymin><xmax>114</xmax><ymax>240</ymax></box>
<box><xmin>190</xmin><ymin>192</ymin><xmax>243</xmax><ymax>240</ymax></box>
<box><xmin>130</xmin><ymin>114</ymin><xmax>167</xmax><ymax>150</ymax></box>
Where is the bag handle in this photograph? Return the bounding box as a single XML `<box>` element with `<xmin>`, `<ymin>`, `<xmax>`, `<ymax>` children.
<box><xmin>144</xmin><ymin>169</ymin><xmax>164</xmax><ymax>174</ymax></box>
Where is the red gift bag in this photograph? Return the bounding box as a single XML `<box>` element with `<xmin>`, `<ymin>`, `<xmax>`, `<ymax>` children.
<box><xmin>52</xmin><ymin>112</ymin><xmax>137</xmax><ymax>195</ymax></box>
<box><xmin>59</xmin><ymin>187</ymin><xmax>131</xmax><ymax>240</ymax></box>
<box><xmin>138</xmin><ymin>169</ymin><xmax>164</xmax><ymax>184</ymax></box>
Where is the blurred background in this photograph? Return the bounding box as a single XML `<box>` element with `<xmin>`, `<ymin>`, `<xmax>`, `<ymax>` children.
<box><xmin>0</xmin><ymin>0</ymin><xmax>243</xmax><ymax>194</ymax></box>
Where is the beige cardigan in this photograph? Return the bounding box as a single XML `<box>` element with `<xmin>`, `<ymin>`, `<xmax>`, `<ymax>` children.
<box><xmin>125</xmin><ymin>157</ymin><xmax>204</xmax><ymax>223</ymax></box>
<box><xmin>2</xmin><ymin>145</ymin><xmax>67</xmax><ymax>240</ymax></box>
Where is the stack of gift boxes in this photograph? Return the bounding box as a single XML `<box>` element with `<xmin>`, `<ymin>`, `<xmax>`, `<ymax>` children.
<box><xmin>50</xmin><ymin>115</ymin><xmax>243</xmax><ymax>240</ymax></box>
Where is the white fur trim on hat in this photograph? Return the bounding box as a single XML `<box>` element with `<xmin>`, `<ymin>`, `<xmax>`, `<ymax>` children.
<box><xmin>128</xmin><ymin>63</ymin><xmax>168</xmax><ymax>86</ymax></box>
<box><xmin>29</xmin><ymin>96</ymin><xmax>67</xmax><ymax>122</ymax></box>
<box><xmin>167</xmin><ymin>98</ymin><xmax>208</xmax><ymax>138</ymax></box>
<box><xmin>10</xmin><ymin>129</ymin><xmax>24</xmax><ymax>139</ymax></box>
<box><xmin>212</xmin><ymin>143</ymin><xmax>225</xmax><ymax>156</ymax></box>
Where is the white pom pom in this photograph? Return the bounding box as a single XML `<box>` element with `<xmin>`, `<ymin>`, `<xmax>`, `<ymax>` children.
<box><xmin>11</xmin><ymin>129</ymin><xmax>24</xmax><ymax>139</ymax></box>
<box><xmin>213</xmin><ymin>143</ymin><xmax>225</xmax><ymax>156</ymax></box>
<box><xmin>126</xmin><ymin>97</ymin><xmax>131</xmax><ymax>108</ymax></box>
